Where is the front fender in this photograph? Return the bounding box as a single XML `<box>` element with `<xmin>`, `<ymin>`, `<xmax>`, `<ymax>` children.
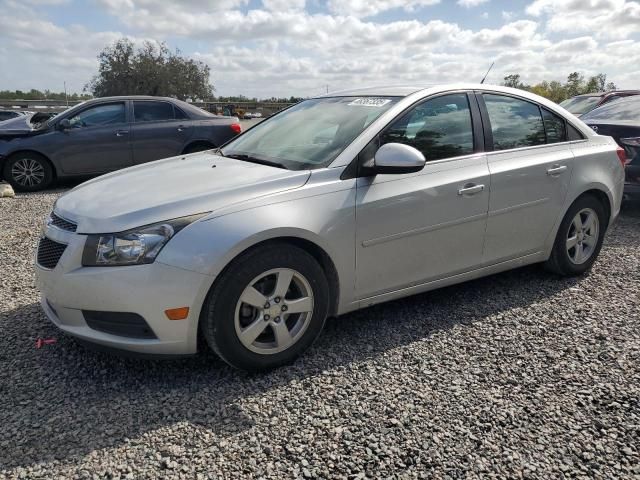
<box><xmin>156</xmin><ymin>174</ymin><xmax>357</xmax><ymax>312</ymax></box>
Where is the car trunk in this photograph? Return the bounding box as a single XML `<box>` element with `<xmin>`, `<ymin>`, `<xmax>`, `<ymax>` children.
<box><xmin>584</xmin><ymin>121</ymin><xmax>640</xmax><ymax>185</ymax></box>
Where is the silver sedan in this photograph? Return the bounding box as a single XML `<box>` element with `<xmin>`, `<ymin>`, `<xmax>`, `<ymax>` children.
<box><xmin>36</xmin><ymin>84</ymin><xmax>625</xmax><ymax>371</ymax></box>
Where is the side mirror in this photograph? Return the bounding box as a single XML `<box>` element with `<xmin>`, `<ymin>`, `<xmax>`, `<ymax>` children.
<box><xmin>57</xmin><ymin>118</ymin><xmax>71</xmax><ymax>130</ymax></box>
<box><xmin>373</xmin><ymin>143</ymin><xmax>426</xmax><ymax>174</ymax></box>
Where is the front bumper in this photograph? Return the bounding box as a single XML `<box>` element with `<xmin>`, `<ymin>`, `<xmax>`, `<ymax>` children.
<box><xmin>35</xmin><ymin>226</ymin><xmax>214</xmax><ymax>355</ymax></box>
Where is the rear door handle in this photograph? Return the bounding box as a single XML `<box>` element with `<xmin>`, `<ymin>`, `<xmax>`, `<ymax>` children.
<box><xmin>458</xmin><ymin>183</ymin><xmax>485</xmax><ymax>196</ymax></box>
<box><xmin>177</xmin><ymin>125</ymin><xmax>185</xmax><ymax>132</ymax></box>
<box><xmin>115</xmin><ymin>130</ymin><xmax>129</xmax><ymax>137</ymax></box>
<box><xmin>547</xmin><ymin>165</ymin><xmax>567</xmax><ymax>176</ymax></box>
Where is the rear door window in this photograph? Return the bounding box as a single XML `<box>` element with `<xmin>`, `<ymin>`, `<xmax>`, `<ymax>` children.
<box><xmin>483</xmin><ymin>94</ymin><xmax>546</xmax><ymax>150</ymax></box>
<box><xmin>133</xmin><ymin>101</ymin><xmax>175</xmax><ymax>122</ymax></box>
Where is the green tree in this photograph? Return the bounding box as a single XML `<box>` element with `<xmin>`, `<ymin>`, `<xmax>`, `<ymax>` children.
<box><xmin>565</xmin><ymin>72</ymin><xmax>585</xmax><ymax>97</ymax></box>
<box><xmin>502</xmin><ymin>74</ymin><xmax>528</xmax><ymax>89</ymax></box>
<box><xmin>86</xmin><ymin>38</ymin><xmax>214</xmax><ymax>100</ymax></box>
<box><xmin>502</xmin><ymin>72</ymin><xmax>618</xmax><ymax>103</ymax></box>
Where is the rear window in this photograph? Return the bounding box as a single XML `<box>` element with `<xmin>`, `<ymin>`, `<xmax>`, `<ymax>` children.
<box><xmin>559</xmin><ymin>96</ymin><xmax>601</xmax><ymax>115</ymax></box>
<box><xmin>581</xmin><ymin>96</ymin><xmax>640</xmax><ymax>122</ymax></box>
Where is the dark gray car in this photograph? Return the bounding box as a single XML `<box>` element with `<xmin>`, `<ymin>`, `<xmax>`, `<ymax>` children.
<box><xmin>0</xmin><ymin>96</ymin><xmax>241</xmax><ymax>191</ymax></box>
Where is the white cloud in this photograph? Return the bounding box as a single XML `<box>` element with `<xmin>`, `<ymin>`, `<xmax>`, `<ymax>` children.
<box><xmin>326</xmin><ymin>0</ymin><xmax>440</xmax><ymax>18</ymax></box>
<box><xmin>501</xmin><ymin>11</ymin><xmax>515</xmax><ymax>21</ymax></box>
<box><xmin>457</xmin><ymin>0</ymin><xmax>489</xmax><ymax>7</ymax></box>
<box><xmin>526</xmin><ymin>0</ymin><xmax>640</xmax><ymax>39</ymax></box>
<box><xmin>262</xmin><ymin>0</ymin><xmax>305</xmax><ymax>11</ymax></box>
<box><xmin>1</xmin><ymin>0</ymin><xmax>639</xmax><ymax>97</ymax></box>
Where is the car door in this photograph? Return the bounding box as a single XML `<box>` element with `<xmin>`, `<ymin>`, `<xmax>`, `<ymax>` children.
<box><xmin>478</xmin><ymin>92</ymin><xmax>575</xmax><ymax>264</ymax></box>
<box><xmin>53</xmin><ymin>101</ymin><xmax>132</xmax><ymax>174</ymax></box>
<box><xmin>355</xmin><ymin>92</ymin><xmax>490</xmax><ymax>299</ymax></box>
<box><xmin>130</xmin><ymin>101</ymin><xmax>194</xmax><ymax>164</ymax></box>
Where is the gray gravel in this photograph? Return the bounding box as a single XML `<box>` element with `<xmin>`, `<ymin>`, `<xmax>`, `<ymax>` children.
<box><xmin>1</xmin><ymin>190</ymin><xmax>639</xmax><ymax>479</ymax></box>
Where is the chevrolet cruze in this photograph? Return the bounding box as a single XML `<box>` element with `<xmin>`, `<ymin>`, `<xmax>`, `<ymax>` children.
<box><xmin>36</xmin><ymin>84</ymin><xmax>626</xmax><ymax>371</ymax></box>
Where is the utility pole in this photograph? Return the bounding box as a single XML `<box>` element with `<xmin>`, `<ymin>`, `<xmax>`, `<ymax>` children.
<box><xmin>64</xmin><ymin>81</ymin><xmax>69</xmax><ymax>106</ymax></box>
<box><xmin>326</xmin><ymin>84</ymin><xmax>329</xmax><ymax>94</ymax></box>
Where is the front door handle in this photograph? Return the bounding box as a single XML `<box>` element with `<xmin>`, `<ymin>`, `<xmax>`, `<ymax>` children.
<box><xmin>115</xmin><ymin>130</ymin><xmax>129</xmax><ymax>137</ymax></box>
<box><xmin>177</xmin><ymin>125</ymin><xmax>185</xmax><ymax>132</ymax></box>
<box><xmin>547</xmin><ymin>165</ymin><xmax>567</xmax><ymax>176</ymax></box>
<box><xmin>458</xmin><ymin>183</ymin><xmax>485</xmax><ymax>196</ymax></box>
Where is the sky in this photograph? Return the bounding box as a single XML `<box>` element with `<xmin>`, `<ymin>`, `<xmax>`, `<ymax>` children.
<box><xmin>0</xmin><ymin>0</ymin><xmax>639</xmax><ymax>99</ymax></box>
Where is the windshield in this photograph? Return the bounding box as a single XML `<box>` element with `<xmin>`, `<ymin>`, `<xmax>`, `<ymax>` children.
<box><xmin>221</xmin><ymin>96</ymin><xmax>400</xmax><ymax>170</ymax></box>
<box><xmin>581</xmin><ymin>96</ymin><xmax>640</xmax><ymax>123</ymax></box>
<box><xmin>559</xmin><ymin>96</ymin><xmax>601</xmax><ymax>115</ymax></box>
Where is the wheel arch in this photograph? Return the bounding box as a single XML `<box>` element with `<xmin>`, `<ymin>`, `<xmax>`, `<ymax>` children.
<box><xmin>544</xmin><ymin>185</ymin><xmax>614</xmax><ymax>256</ymax></box>
<box><xmin>567</xmin><ymin>186</ymin><xmax>613</xmax><ymax>226</ymax></box>
<box><xmin>205</xmin><ymin>234</ymin><xmax>341</xmax><ymax>318</ymax></box>
<box><xmin>194</xmin><ymin>232</ymin><xmax>342</xmax><ymax>352</ymax></box>
<box><xmin>4</xmin><ymin>149</ymin><xmax>57</xmax><ymax>178</ymax></box>
<box><xmin>181</xmin><ymin>140</ymin><xmax>216</xmax><ymax>155</ymax></box>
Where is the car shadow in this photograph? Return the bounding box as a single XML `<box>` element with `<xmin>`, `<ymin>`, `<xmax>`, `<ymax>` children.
<box><xmin>0</xmin><ymin>261</ymin><xmax>588</xmax><ymax>470</ymax></box>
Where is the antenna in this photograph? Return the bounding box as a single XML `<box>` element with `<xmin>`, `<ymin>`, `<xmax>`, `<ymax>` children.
<box><xmin>480</xmin><ymin>62</ymin><xmax>495</xmax><ymax>84</ymax></box>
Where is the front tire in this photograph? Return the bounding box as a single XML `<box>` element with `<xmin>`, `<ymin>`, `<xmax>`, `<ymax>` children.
<box><xmin>545</xmin><ymin>194</ymin><xmax>607</xmax><ymax>276</ymax></box>
<box><xmin>3</xmin><ymin>153</ymin><xmax>53</xmax><ymax>192</ymax></box>
<box><xmin>201</xmin><ymin>244</ymin><xmax>329</xmax><ymax>371</ymax></box>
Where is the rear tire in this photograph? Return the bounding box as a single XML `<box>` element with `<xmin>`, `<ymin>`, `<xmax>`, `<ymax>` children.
<box><xmin>201</xmin><ymin>244</ymin><xmax>329</xmax><ymax>371</ymax></box>
<box><xmin>545</xmin><ymin>194</ymin><xmax>607</xmax><ymax>276</ymax></box>
<box><xmin>3</xmin><ymin>152</ymin><xmax>53</xmax><ymax>192</ymax></box>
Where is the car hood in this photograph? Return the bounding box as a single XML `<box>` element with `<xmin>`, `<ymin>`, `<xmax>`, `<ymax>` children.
<box><xmin>0</xmin><ymin>114</ymin><xmax>50</xmax><ymax>138</ymax></box>
<box><xmin>0</xmin><ymin>114</ymin><xmax>32</xmax><ymax>133</ymax></box>
<box><xmin>55</xmin><ymin>153</ymin><xmax>311</xmax><ymax>233</ymax></box>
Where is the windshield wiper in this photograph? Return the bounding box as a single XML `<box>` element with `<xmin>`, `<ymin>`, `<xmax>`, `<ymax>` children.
<box><xmin>223</xmin><ymin>153</ymin><xmax>288</xmax><ymax>170</ymax></box>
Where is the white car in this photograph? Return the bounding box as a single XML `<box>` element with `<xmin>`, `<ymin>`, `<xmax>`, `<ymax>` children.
<box><xmin>36</xmin><ymin>84</ymin><xmax>625</xmax><ymax>371</ymax></box>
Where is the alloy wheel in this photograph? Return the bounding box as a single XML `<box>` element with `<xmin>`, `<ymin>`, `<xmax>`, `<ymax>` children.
<box><xmin>566</xmin><ymin>207</ymin><xmax>599</xmax><ymax>265</ymax></box>
<box><xmin>234</xmin><ymin>268</ymin><xmax>314</xmax><ymax>355</ymax></box>
<box><xmin>11</xmin><ymin>158</ymin><xmax>45</xmax><ymax>187</ymax></box>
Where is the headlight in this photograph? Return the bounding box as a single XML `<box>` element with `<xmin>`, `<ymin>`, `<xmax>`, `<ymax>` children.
<box><xmin>82</xmin><ymin>213</ymin><xmax>207</xmax><ymax>266</ymax></box>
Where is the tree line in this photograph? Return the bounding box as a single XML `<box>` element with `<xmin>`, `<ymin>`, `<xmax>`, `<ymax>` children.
<box><xmin>0</xmin><ymin>89</ymin><xmax>92</xmax><ymax>101</ymax></box>
<box><xmin>502</xmin><ymin>72</ymin><xmax>617</xmax><ymax>103</ymax></box>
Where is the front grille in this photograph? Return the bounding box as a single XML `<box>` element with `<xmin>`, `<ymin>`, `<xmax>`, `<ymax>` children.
<box><xmin>50</xmin><ymin>212</ymin><xmax>77</xmax><ymax>232</ymax></box>
<box><xmin>37</xmin><ymin>237</ymin><xmax>67</xmax><ymax>269</ymax></box>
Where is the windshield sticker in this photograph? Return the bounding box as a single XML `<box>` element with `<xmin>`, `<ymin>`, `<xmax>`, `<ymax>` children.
<box><xmin>347</xmin><ymin>98</ymin><xmax>392</xmax><ymax>107</ymax></box>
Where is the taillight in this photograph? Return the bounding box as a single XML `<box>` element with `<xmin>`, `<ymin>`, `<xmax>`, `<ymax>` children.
<box><xmin>616</xmin><ymin>146</ymin><xmax>629</xmax><ymax>167</ymax></box>
<box><xmin>230</xmin><ymin>123</ymin><xmax>242</xmax><ymax>134</ymax></box>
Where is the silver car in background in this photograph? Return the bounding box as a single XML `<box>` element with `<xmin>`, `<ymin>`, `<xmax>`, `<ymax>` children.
<box><xmin>36</xmin><ymin>84</ymin><xmax>625</xmax><ymax>371</ymax></box>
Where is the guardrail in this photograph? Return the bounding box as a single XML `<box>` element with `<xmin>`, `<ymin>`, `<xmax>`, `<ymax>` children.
<box><xmin>0</xmin><ymin>99</ymin><xmax>295</xmax><ymax>115</ymax></box>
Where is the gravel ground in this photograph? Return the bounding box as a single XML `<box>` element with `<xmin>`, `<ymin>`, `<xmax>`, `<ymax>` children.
<box><xmin>1</xmin><ymin>190</ymin><xmax>639</xmax><ymax>479</ymax></box>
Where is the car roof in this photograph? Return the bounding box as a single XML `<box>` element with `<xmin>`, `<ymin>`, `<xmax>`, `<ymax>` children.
<box><xmin>88</xmin><ymin>96</ymin><xmax>181</xmax><ymax>102</ymax></box>
<box><xmin>316</xmin><ymin>83</ymin><xmax>563</xmax><ymax>103</ymax></box>
<box><xmin>321</xmin><ymin>85</ymin><xmax>435</xmax><ymax>97</ymax></box>
<box><xmin>573</xmin><ymin>90</ymin><xmax>640</xmax><ymax>98</ymax></box>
